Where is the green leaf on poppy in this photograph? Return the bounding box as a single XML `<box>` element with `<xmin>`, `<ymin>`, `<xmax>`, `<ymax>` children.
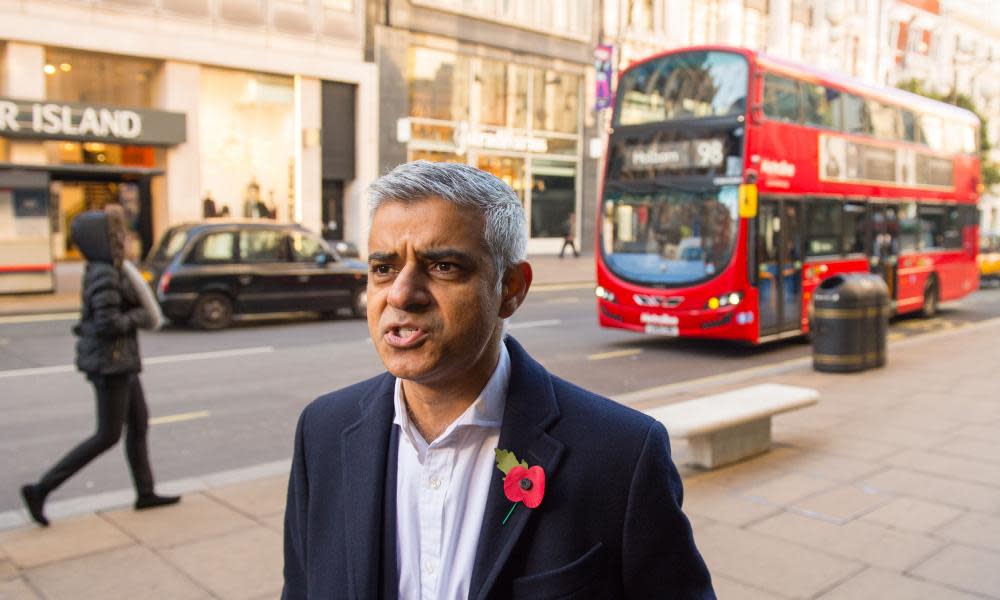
<box><xmin>494</xmin><ymin>448</ymin><xmax>528</xmax><ymax>475</ymax></box>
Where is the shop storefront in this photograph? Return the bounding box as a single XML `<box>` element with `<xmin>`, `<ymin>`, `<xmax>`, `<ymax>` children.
<box><xmin>399</xmin><ymin>45</ymin><xmax>584</xmax><ymax>252</ymax></box>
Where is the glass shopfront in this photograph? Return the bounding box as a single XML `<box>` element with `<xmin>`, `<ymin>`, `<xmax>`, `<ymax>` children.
<box><xmin>406</xmin><ymin>46</ymin><xmax>583</xmax><ymax>245</ymax></box>
<box><xmin>199</xmin><ymin>68</ymin><xmax>295</xmax><ymax>221</ymax></box>
<box><xmin>41</xmin><ymin>48</ymin><xmax>163</xmax><ymax>260</ymax></box>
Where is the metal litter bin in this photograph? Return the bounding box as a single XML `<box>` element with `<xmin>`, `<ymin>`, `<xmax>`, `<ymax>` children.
<box><xmin>812</xmin><ymin>273</ymin><xmax>890</xmax><ymax>373</ymax></box>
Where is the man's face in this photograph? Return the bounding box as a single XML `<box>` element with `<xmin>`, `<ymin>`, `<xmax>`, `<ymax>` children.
<box><xmin>367</xmin><ymin>197</ymin><xmax>507</xmax><ymax>386</ymax></box>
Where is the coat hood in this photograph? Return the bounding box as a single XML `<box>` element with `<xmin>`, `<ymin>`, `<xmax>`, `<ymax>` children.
<box><xmin>71</xmin><ymin>211</ymin><xmax>113</xmax><ymax>264</ymax></box>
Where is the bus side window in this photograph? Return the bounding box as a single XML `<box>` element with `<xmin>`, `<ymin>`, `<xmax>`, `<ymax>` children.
<box><xmin>843</xmin><ymin>202</ymin><xmax>867</xmax><ymax>255</ymax></box>
<box><xmin>900</xmin><ymin>110</ymin><xmax>918</xmax><ymax>143</ymax></box>
<box><xmin>802</xmin><ymin>83</ymin><xmax>837</xmax><ymax>128</ymax></box>
<box><xmin>899</xmin><ymin>202</ymin><xmax>920</xmax><ymax>252</ymax></box>
<box><xmin>868</xmin><ymin>100</ymin><xmax>900</xmax><ymax>140</ymax></box>
<box><xmin>843</xmin><ymin>94</ymin><xmax>869</xmax><ymax>135</ymax></box>
<box><xmin>920</xmin><ymin>115</ymin><xmax>943</xmax><ymax>151</ymax></box>
<box><xmin>763</xmin><ymin>74</ymin><xmax>801</xmax><ymax>122</ymax></box>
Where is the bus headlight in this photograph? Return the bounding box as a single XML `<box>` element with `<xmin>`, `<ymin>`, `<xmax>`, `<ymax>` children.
<box><xmin>595</xmin><ymin>286</ymin><xmax>616</xmax><ymax>303</ymax></box>
<box><xmin>706</xmin><ymin>292</ymin><xmax>742</xmax><ymax>309</ymax></box>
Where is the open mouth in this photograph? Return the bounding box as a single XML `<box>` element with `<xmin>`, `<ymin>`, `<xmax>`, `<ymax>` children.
<box><xmin>385</xmin><ymin>326</ymin><xmax>428</xmax><ymax>348</ymax></box>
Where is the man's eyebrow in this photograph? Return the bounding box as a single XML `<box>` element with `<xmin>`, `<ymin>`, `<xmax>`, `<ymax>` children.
<box><xmin>416</xmin><ymin>249</ymin><xmax>475</xmax><ymax>264</ymax></box>
<box><xmin>367</xmin><ymin>251</ymin><xmax>398</xmax><ymax>263</ymax></box>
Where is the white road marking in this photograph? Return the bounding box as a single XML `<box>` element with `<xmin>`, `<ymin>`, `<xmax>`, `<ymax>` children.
<box><xmin>0</xmin><ymin>346</ymin><xmax>275</xmax><ymax>380</ymax></box>
<box><xmin>150</xmin><ymin>410</ymin><xmax>211</xmax><ymax>426</ymax></box>
<box><xmin>588</xmin><ymin>348</ymin><xmax>642</xmax><ymax>361</ymax></box>
<box><xmin>0</xmin><ymin>312</ymin><xmax>80</xmax><ymax>325</ymax></box>
<box><xmin>507</xmin><ymin>319</ymin><xmax>562</xmax><ymax>330</ymax></box>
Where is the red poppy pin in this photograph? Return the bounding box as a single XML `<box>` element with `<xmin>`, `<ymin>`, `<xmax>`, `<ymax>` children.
<box><xmin>495</xmin><ymin>448</ymin><xmax>545</xmax><ymax>525</ymax></box>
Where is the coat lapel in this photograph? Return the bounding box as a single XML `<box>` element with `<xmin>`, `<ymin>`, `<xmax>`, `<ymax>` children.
<box><xmin>468</xmin><ymin>337</ymin><xmax>565</xmax><ymax>600</ymax></box>
<box><xmin>341</xmin><ymin>373</ymin><xmax>396</xmax><ymax>600</ymax></box>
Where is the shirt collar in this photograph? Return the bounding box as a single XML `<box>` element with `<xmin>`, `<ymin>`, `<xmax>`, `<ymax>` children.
<box><xmin>392</xmin><ymin>342</ymin><xmax>510</xmax><ymax>451</ymax></box>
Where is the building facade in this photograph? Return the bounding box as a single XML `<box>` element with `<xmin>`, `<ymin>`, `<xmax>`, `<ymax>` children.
<box><xmin>373</xmin><ymin>0</ymin><xmax>602</xmax><ymax>255</ymax></box>
<box><xmin>0</xmin><ymin>0</ymin><xmax>376</xmax><ymax>293</ymax></box>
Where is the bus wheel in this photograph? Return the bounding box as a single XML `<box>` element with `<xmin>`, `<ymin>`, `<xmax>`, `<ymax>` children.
<box><xmin>920</xmin><ymin>278</ymin><xmax>939</xmax><ymax>318</ymax></box>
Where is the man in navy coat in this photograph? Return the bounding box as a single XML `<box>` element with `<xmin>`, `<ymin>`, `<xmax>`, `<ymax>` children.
<box><xmin>282</xmin><ymin>161</ymin><xmax>714</xmax><ymax>599</ymax></box>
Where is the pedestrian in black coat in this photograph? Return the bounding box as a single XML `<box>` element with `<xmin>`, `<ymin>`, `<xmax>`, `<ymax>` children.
<box><xmin>20</xmin><ymin>206</ymin><xmax>180</xmax><ymax>527</ymax></box>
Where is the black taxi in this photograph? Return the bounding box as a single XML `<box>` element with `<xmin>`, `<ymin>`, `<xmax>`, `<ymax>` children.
<box><xmin>141</xmin><ymin>220</ymin><xmax>367</xmax><ymax>329</ymax></box>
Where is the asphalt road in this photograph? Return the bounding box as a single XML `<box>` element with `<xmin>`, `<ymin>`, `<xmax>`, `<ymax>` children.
<box><xmin>2</xmin><ymin>284</ymin><xmax>999</xmax><ymax>513</ymax></box>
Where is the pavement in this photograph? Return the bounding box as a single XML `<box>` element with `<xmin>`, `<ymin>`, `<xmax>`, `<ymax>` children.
<box><xmin>2</xmin><ymin>264</ymin><xmax>999</xmax><ymax>599</ymax></box>
<box><xmin>0</xmin><ymin>254</ymin><xmax>595</xmax><ymax>317</ymax></box>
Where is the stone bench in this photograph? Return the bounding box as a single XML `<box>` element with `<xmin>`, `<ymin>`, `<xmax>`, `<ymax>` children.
<box><xmin>644</xmin><ymin>383</ymin><xmax>819</xmax><ymax>469</ymax></box>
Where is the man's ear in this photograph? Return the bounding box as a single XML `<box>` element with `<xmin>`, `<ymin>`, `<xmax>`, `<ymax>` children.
<box><xmin>499</xmin><ymin>262</ymin><xmax>532</xmax><ymax>319</ymax></box>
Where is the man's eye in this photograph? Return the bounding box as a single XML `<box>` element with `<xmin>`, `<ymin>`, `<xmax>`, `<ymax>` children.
<box><xmin>432</xmin><ymin>262</ymin><xmax>458</xmax><ymax>273</ymax></box>
<box><xmin>370</xmin><ymin>264</ymin><xmax>393</xmax><ymax>275</ymax></box>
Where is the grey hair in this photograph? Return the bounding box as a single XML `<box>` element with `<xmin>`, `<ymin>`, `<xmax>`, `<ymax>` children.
<box><xmin>367</xmin><ymin>161</ymin><xmax>528</xmax><ymax>290</ymax></box>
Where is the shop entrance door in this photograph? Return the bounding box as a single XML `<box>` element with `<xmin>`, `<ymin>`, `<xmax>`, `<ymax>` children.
<box><xmin>757</xmin><ymin>198</ymin><xmax>804</xmax><ymax>337</ymax></box>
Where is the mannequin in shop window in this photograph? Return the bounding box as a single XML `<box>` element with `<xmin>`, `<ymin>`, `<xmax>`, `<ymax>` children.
<box><xmin>202</xmin><ymin>191</ymin><xmax>217</xmax><ymax>219</ymax></box>
<box><xmin>244</xmin><ymin>178</ymin><xmax>262</xmax><ymax>218</ymax></box>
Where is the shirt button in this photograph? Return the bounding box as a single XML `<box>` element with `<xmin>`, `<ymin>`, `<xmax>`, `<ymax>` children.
<box><xmin>425</xmin><ymin>562</ymin><xmax>435</xmax><ymax>574</ymax></box>
<box><xmin>429</xmin><ymin>478</ymin><xmax>441</xmax><ymax>490</ymax></box>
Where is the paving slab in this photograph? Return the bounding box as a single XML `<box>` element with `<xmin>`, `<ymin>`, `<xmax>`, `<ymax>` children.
<box><xmin>817</xmin><ymin>567</ymin><xmax>982</xmax><ymax>600</ymax></box>
<box><xmin>739</xmin><ymin>472</ymin><xmax>837</xmax><ymax>507</ymax></box>
<box><xmin>777</xmin><ymin>452</ymin><xmax>886</xmax><ymax>483</ymax></box>
<box><xmin>204</xmin><ymin>474</ymin><xmax>288</xmax><ymax>518</ymax></box>
<box><xmin>936</xmin><ymin>436</ymin><xmax>1000</xmax><ymax>464</ymax></box>
<box><xmin>934</xmin><ymin>512</ymin><xmax>1000</xmax><ymax>553</ymax></box>
<box><xmin>101</xmin><ymin>493</ymin><xmax>256</xmax><ymax>549</ymax></box>
<box><xmin>696</xmin><ymin>522</ymin><xmax>862</xmax><ymax>599</ymax></box>
<box><xmin>711</xmin><ymin>574</ymin><xmax>788</xmax><ymax>600</ymax></box>
<box><xmin>0</xmin><ymin>578</ymin><xmax>41</xmax><ymax>600</ymax></box>
<box><xmin>0</xmin><ymin>558</ymin><xmax>17</xmax><ymax>581</ymax></box>
<box><xmin>750</xmin><ymin>512</ymin><xmax>944</xmax><ymax>571</ymax></box>
<box><xmin>861</xmin><ymin>468</ymin><xmax>1000</xmax><ymax>513</ymax></box>
<box><xmin>789</xmin><ymin>484</ymin><xmax>891</xmax><ymax>523</ymax></box>
<box><xmin>162</xmin><ymin>526</ymin><xmax>282</xmax><ymax>600</ymax></box>
<box><xmin>682</xmin><ymin>480</ymin><xmax>782</xmax><ymax>527</ymax></box>
<box><xmin>860</xmin><ymin>497</ymin><xmax>964</xmax><ymax>534</ymax></box>
<box><xmin>884</xmin><ymin>448</ymin><xmax>1000</xmax><ymax>489</ymax></box>
<box><xmin>0</xmin><ymin>514</ymin><xmax>132</xmax><ymax>569</ymax></box>
<box><xmin>909</xmin><ymin>544</ymin><xmax>1000</xmax><ymax>599</ymax></box>
<box><xmin>24</xmin><ymin>545</ymin><xmax>207</xmax><ymax>600</ymax></box>
<box><xmin>260</xmin><ymin>513</ymin><xmax>285</xmax><ymax>534</ymax></box>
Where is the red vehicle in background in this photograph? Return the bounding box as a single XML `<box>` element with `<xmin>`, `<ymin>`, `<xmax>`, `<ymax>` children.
<box><xmin>595</xmin><ymin>46</ymin><xmax>981</xmax><ymax>344</ymax></box>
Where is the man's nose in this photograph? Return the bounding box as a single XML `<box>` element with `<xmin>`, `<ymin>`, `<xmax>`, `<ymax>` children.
<box><xmin>386</xmin><ymin>263</ymin><xmax>431</xmax><ymax>311</ymax></box>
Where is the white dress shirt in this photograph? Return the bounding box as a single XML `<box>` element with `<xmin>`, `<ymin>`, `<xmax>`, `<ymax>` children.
<box><xmin>392</xmin><ymin>343</ymin><xmax>510</xmax><ymax>600</ymax></box>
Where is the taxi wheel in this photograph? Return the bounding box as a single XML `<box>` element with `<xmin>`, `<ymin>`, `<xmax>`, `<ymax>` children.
<box><xmin>192</xmin><ymin>292</ymin><xmax>234</xmax><ymax>330</ymax></box>
<box><xmin>920</xmin><ymin>278</ymin><xmax>938</xmax><ymax>318</ymax></box>
<box><xmin>351</xmin><ymin>287</ymin><xmax>367</xmax><ymax>319</ymax></box>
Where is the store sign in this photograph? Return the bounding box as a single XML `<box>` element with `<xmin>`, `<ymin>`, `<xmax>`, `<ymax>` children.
<box><xmin>819</xmin><ymin>133</ymin><xmax>953</xmax><ymax>189</ymax></box>
<box><xmin>622</xmin><ymin>138</ymin><xmax>726</xmax><ymax>171</ymax></box>
<box><xmin>453</xmin><ymin>121</ymin><xmax>548</xmax><ymax>155</ymax></box>
<box><xmin>0</xmin><ymin>97</ymin><xmax>186</xmax><ymax>146</ymax></box>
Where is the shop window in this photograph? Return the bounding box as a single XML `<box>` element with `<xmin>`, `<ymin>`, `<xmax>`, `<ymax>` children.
<box><xmin>628</xmin><ymin>0</ymin><xmax>655</xmax><ymax>31</ymax></box>
<box><xmin>805</xmin><ymin>200</ymin><xmax>841</xmax><ymax>256</ymax></box>
<box><xmin>530</xmin><ymin>162</ymin><xmax>576</xmax><ymax>238</ymax></box>
<box><xmin>842</xmin><ymin>94</ymin><xmax>869</xmax><ymax>135</ymax></box>
<box><xmin>408</xmin><ymin>47</ymin><xmax>471</xmax><ymax>122</ymax></box>
<box><xmin>533</xmin><ymin>70</ymin><xmax>580</xmax><ymax>133</ymax></box>
<box><xmin>842</xmin><ymin>202</ymin><xmax>867</xmax><ymax>254</ymax></box>
<box><xmin>189</xmin><ymin>232</ymin><xmax>235</xmax><ymax>264</ymax></box>
<box><xmin>479</xmin><ymin>59</ymin><xmax>508</xmax><ymax>127</ymax></box>
<box><xmin>898</xmin><ymin>202</ymin><xmax>920</xmax><ymax>251</ymax></box>
<box><xmin>199</xmin><ymin>68</ymin><xmax>294</xmax><ymax>223</ymax></box>
<box><xmin>44</xmin><ymin>48</ymin><xmax>158</xmax><ymax>107</ymax></box>
<box><xmin>919</xmin><ymin>205</ymin><xmax>962</xmax><ymax>249</ymax></box>
<box><xmin>868</xmin><ymin>101</ymin><xmax>899</xmax><ymax>140</ymax></box>
<box><xmin>763</xmin><ymin>74</ymin><xmax>800</xmax><ymax>122</ymax></box>
<box><xmin>240</xmin><ymin>230</ymin><xmax>287</xmax><ymax>262</ymax></box>
<box><xmin>802</xmin><ymin>84</ymin><xmax>838</xmax><ymax>129</ymax></box>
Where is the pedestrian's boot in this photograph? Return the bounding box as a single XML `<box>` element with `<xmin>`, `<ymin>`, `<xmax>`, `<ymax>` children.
<box><xmin>20</xmin><ymin>484</ymin><xmax>49</xmax><ymax>527</ymax></box>
<box><xmin>135</xmin><ymin>493</ymin><xmax>181</xmax><ymax>511</ymax></box>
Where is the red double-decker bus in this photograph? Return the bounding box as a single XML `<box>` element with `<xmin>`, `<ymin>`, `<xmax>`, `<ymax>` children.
<box><xmin>596</xmin><ymin>46</ymin><xmax>981</xmax><ymax>344</ymax></box>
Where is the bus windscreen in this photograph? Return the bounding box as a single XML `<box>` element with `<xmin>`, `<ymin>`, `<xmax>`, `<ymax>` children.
<box><xmin>616</xmin><ymin>51</ymin><xmax>748</xmax><ymax>126</ymax></box>
<box><xmin>601</xmin><ymin>185</ymin><xmax>739</xmax><ymax>287</ymax></box>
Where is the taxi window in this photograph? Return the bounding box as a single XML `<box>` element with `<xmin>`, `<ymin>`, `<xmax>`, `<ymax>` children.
<box><xmin>290</xmin><ymin>232</ymin><xmax>327</xmax><ymax>262</ymax></box>
<box><xmin>240</xmin><ymin>230</ymin><xmax>287</xmax><ymax>263</ymax></box>
<box><xmin>188</xmin><ymin>232</ymin><xmax>235</xmax><ymax>264</ymax></box>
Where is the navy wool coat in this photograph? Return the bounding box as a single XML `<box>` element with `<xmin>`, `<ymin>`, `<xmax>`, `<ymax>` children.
<box><xmin>282</xmin><ymin>336</ymin><xmax>715</xmax><ymax>599</ymax></box>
